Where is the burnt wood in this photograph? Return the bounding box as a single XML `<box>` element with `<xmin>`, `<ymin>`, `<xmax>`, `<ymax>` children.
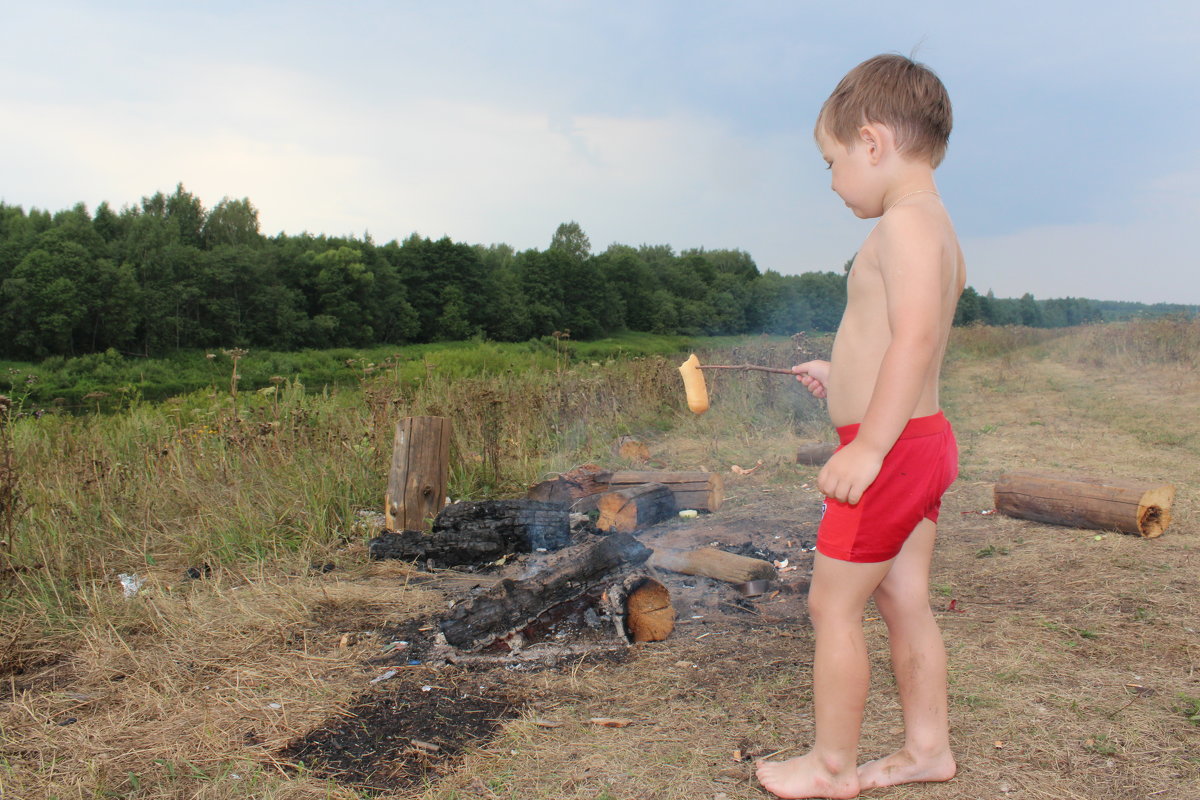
<box><xmin>439</xmin><ymin>532</ymin><xmax>652</xmax><ymax>651</ymax></box>
<box><xmin>368</xmin><ymin>500</ymin><xmax>571</xmax><ymax>566</ymax></box>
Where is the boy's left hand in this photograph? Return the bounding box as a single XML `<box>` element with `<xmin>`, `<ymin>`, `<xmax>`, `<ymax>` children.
<box><xmin>818</xmin><ymin>440</ymin><xmax>884</xmax><ymax>505</ymax></box>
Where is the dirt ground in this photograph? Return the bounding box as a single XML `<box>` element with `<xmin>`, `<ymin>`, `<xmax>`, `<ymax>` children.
<box><xmin>3</xmin><ymin>344</ymin><xmax>1198</xmax><ymax>800</ymax></box>
<box><xmin>281</xmin><ymin>354</ymin><xmax>1199</xmax><ymax>800</ymax></box>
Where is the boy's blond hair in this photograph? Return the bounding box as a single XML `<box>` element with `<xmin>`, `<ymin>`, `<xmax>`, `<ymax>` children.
<box><xmin>817</xmin><ymin>54</ymin><xmax>952</xmax><ymax>168</ymax></box>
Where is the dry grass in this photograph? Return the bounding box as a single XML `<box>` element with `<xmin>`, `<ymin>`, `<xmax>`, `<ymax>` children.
<box><xmin>1</xmin><ymin>559</ymin><xmax>445</xmax><ymax>799</ymax></box>
<box><xmin>2</xmin><ymin>322</ymin><xmax>1198</xmax><ymax>799</ymax></box>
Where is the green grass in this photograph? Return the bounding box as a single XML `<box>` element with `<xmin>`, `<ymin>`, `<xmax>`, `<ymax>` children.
<box><xmin>1</xmin><ymin>333</ymin><xmax>754</xmax><ymax>413</ymax></box>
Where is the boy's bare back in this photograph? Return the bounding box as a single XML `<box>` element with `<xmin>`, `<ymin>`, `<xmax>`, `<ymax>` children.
<box><xmin>826</xmin><ymin>198</ymin><xmax>965</xmax><ymax>428</ymax></box>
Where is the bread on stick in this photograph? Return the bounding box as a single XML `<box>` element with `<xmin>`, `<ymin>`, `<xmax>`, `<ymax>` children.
<box><xmin>678</xmin><ymin>353</ymin><xmax>709</xmax><ymax>414</ymax></box>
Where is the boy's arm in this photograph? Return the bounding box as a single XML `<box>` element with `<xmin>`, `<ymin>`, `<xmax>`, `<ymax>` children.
<box><xmin>819</xmin><ymin>211</ymin><xmax>946</xmax><ymax>504</ymax></box>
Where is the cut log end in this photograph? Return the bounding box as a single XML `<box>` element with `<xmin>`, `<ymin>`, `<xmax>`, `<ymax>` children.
<box><xmin>625</xmin><ymin>580</ymin><xmax>675</xmax><ymax>642</ymax></box>
<box><xmin>607</xmin><ymin>574</ymin><xmax>675</xmax><ymax>644</ymax></box>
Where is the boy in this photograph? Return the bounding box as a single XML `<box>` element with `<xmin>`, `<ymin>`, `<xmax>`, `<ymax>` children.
<box><xmin>756</xmin><ymin>54</ymin><xmax>964</xmax><ymax>799</ymax></box>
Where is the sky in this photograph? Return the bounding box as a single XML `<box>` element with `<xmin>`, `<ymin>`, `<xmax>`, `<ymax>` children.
<box><xmin>2</xmin><ymin>1</ymin><xmax>1197</xmax><ymax>304</ymax></box>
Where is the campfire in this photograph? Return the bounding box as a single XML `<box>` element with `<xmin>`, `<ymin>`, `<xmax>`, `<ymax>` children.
<box><xmin>368</xmin><ymin>452</ymin><xmax>798</xmax><ymax>667</ymax></box>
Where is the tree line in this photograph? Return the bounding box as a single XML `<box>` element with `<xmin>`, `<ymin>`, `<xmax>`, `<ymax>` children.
<box><xmin>0</xmin><ymin>183</ymin><xmax>1127</xmax><ymax>360</ymax></box>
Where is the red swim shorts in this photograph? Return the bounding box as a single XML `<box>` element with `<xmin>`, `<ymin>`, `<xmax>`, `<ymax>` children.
<box><xmin>816</xmin><ymin>411</ymin><xmax>958</xmax><ymax>563</ymax></box>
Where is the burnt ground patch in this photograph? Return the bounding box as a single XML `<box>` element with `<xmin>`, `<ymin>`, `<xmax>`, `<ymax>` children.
<box><xmin>280</xmin><ymin>670</ymin><xmax>524</xmax><ymax>793</ymax></box>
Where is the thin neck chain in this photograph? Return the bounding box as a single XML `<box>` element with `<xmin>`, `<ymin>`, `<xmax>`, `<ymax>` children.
<box><xmin>884</xmin><ymin>189</ymin><xmax>940</xmax><ymax>214</ymax></box>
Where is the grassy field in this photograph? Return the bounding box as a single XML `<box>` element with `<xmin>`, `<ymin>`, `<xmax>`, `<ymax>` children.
<box><xmin>1</xmin><ymin>321</ymin><xmax>1197</xmax><ymax>799</ymax></box>
<box><xmin>0</xmin><ymin>332</ymin><xmax>707</xmax><ymax>412</ymax></box>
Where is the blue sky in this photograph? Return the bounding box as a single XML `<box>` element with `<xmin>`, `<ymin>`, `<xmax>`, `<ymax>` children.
<box><xmin>2</xmin><ymin>1</ymin><xmax>1197</xmax><ymax>303</ymax></box>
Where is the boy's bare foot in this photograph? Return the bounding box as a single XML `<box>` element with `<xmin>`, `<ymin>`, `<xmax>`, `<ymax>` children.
<box><xmin>755</xmin><ymin>753</ymin><xmax>860</xmax><ymax>799</ymax></box>
<box><xmin>856</xmin><ymin>747</ymin><xmax>956</xmax><ymax>790</ymax></box>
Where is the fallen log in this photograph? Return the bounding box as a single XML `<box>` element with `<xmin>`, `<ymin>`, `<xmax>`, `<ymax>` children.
<box><xmin>526</xmin><ymin>464</ymin><xmax>610</xmax><ymax>512</ymax></box>
<box><xmin>648</xmin><ymin>546</ymin><xmax>777</xmax><ymax>583</ymax></box>
<box><xmin>994</xmin><ymin>471</ymin><xmax>1175</xmax><ymax>538</ymax></box>
<box><xmin>606</xmin><ymin>470</ymin><xmax>723</xmax><ymax>512</ymax></box>
<box><xmin>796</xmin><ymin>442</ymin><xmax>838</xmax><ymax>466</ymax></box>
<box><xmin>369</xmin><ymin>500</ymin><xmax>571</xmax><ymax>566</ymax></box>
<box><xmin>440</xmin><ymin>532</ymin><xmax>652</xmax><ymax>651</ymax></box>
<box><xmin>385</xmin><ymin>416</ymin><xmax>452</xmax><ymax>532</ymax></box>
<box><xmin>595</xmin><ymin>483</ymin><xmax>676</xmax><ymax>533</ymax></box>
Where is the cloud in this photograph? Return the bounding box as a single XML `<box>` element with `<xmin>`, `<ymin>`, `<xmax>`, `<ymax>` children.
<box><xmin>964</xmin><ymin>218</ymin><xmax>1193</xmax><ymax>304</ymax></box>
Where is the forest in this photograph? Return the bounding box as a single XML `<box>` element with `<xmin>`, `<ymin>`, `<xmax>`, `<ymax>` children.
<box><xmin>0</xmin><ymin>183</ymin><xmax>1182</xmax><ymax>361</ymax></box>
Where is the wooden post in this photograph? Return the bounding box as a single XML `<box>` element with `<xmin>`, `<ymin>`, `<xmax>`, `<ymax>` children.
<box><xmin>385</xmin><ymin>416</ymin><xmax>452</xmax><ymax>532</ymax></box>
<box><xmin>994</xmin><ymin>470</ymin><xmax>1176</xmax><ymax>538</ymax></box>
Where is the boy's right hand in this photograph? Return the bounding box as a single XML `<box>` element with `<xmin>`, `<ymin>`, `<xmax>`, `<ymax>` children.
<box><xmin>792</xmin><ymin>360</ymin><xmax>830</xmax><ymax>398</ymax></box>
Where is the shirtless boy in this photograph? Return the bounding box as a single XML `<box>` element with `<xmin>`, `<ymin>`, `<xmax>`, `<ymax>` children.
<box><xmin>756</xmin><ymin>54</ymin><xmax>965</xmax><ymax>799</ymax></box>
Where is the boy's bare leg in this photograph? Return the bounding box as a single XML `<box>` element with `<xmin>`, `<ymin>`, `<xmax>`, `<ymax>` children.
<box><xmin>858</xmin><ymin>518</ymin><xmax>957</xmax><ymax>789</ymax></box>
<box><xmin>756</xmin><ymin>553</ymin><xmax>892</xmax><ymax>799</ymax></box>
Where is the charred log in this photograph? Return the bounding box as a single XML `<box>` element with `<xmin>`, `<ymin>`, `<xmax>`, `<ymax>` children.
<box><xmin>439</xmin><ymin>532</ymin><xmax>652</xmax><ymax>651</ymax></box>
<box><xmin>368</xmin><ymin>500</ymin><xmax>570</xmax><ymax>566</ymax></box>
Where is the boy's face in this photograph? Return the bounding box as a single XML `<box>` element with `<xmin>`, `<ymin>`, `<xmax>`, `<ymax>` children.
<box><xmin>817</xmin><ymin>127</ymin><xmax>882</xmax><ymax>219</ymax></box>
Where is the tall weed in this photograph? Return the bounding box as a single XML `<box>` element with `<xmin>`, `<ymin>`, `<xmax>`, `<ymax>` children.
<box><xmin>1059</xmin><ymin>317</ymin><xmax>1200</xmax><ymax>369</ymax></box>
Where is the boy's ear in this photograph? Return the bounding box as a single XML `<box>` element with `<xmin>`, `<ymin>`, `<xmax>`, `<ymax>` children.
<box><xmin>858</xmin><ymin>124</ymin><xmax>891</xmax><ymax>164</ymax></box>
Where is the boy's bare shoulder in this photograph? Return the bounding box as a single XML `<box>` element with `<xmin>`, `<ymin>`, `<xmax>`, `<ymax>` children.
<box><xmin>871</xmin><ymin>203</ymin><xmax>961</xmax><ymax>277</ymax></box>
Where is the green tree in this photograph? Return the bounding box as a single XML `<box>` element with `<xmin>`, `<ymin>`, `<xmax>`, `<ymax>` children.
<box><xmin>165</xmin><ymin>183</ymin><xmax>206</xmax><ymax>247</ymax></box>
<box><xmin>310</xmin><ymin>246</ymin><xmax>375</xmax><ymax>346</ymax></box>
<box><xmin>1</xmin><ymin>240</ymin><xmax>87</xmax><ymax>357</ymax></box>
<box><xmin>202</xmin><ymin>197</ymin><xmax>262</xmax><ymax>248</ymax></box>
<box><xmin>515</xmin><ymin>248</ymin><xmax>564</xmax><ymax>337</ymax></box>
<box><xmin>435</xmin><ymin>284</ymin><xmax>474</xmax><ymax>341</ymax></box>
<box><xmin>794</xmin><ymin>271</ymin><xmax>847</xmax><ymax>331</ymax></box>
<box><xmin>597</xmin><ymin>246</ymin><xmax>656</xmax><ymax>331</ymax></box>
<box><xmin>549</xmin><ymin>221</ymin><xmax>592</xmax><ymax>262</ymax></box>
<box><xmin>954</xmin><ymin>286</ymin><xmax>983</xmax><ymax>326</ymax></box>
<box><xmin>1018</xmin><ymin>292</ymin><xmax>1043</xmax><ymax>327</ymax></box>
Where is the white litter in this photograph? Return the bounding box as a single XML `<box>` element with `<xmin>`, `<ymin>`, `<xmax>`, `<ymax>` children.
<box><xmin>370</xmin><ymin>669</ymin><xmax>398</xmax><ymax>684</ymax></box>
<box><xmin>118</xmin><ymin>573</ymin><xmax>145</xmax><ymax>598</ymax></box>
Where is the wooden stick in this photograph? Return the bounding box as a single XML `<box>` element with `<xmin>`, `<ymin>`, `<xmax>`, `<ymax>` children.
<box><xmin>698</xmin><ymin>364</ymin><xmax>796</xmax><ymax>374</ymax></box>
